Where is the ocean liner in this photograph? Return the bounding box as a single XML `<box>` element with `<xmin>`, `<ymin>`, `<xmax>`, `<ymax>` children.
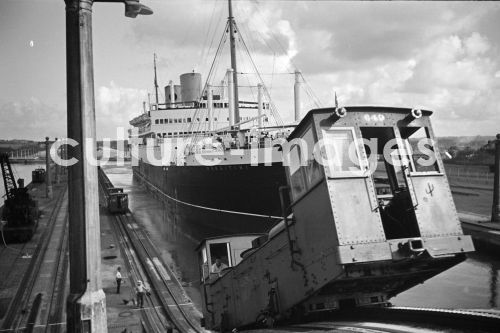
<box><xmin>129</xmin><ymin>0</ymin><xmax>299</xmax><ymax>240</ymax></box>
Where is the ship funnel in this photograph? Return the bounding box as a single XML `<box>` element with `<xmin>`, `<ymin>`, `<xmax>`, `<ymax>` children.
<box><xmin>165</xmin><ymin>80</ymin><xmax>177</xmax><ymax>107</ymax></box>
<box><xmin>180</xmin><ymin>72</ymin><xmax>202</xmax><ymax>102</ymax></box>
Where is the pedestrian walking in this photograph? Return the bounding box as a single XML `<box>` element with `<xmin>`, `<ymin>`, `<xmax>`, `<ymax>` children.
<box><xmin>135</xmin><ymin>280</ymin><xmax>146</xmax><ymax>308</ymax></box>
<box><xmin>116</xmin><ymin>267</ymin><xmax>122</xmax><ymax>294</ymax></box>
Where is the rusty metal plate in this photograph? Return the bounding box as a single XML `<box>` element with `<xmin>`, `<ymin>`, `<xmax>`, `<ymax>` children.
<box><xmin>423</xmin><ymin>235</ymin><xmax>474</xmax><ymax>256</ymax></box>
<box><xmin>411</xmin><ymin>175</ymin><xmax>462</xmax><ymax>237</ymax></box>
<box><xmin>328</xmin><ymin>178</ymin><xmax>386</xmax><ymax>245</ymax></box>
<box><xmin>337</xmin><ymin>242</ymin><xmax>391</xmax><ymax>264</ymax></box>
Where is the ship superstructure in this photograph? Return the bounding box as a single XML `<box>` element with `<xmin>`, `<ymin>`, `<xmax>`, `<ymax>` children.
<box><xmin>129</xmin><ymin>0</ymin><xmax>299</xmax><ymax>240</ymax></box>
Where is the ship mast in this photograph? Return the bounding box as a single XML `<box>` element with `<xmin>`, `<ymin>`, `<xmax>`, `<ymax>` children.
<box><xmin>153</xmin><ymin>53</ymin><xmax>159</xmax><ymax>108</ymax></box>
<box><xmin>228</xmin><ymin>0</ymin><xmax>240</xmax><ymax>127</ymax></box>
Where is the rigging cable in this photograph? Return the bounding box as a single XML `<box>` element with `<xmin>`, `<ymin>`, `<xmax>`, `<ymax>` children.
<box><xmin>236</xmin><ymin>21</ymin><xmax>285</xmax><ymax>127</ymax></box>
<box><xmin>199</xmin><ymin>0</ymin><xmax>219</xmax><ymax>69</ymax></box>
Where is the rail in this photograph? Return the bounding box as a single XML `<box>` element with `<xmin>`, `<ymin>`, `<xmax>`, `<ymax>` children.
<box><xmin>98</xmin><ymin>167</ymin><xmax>205</xmax><ymax>333</ymax></box>
<box><xmin>1</xmin><ymin>186</ymin><xmax>67</xmax><ymax>332</ymax></box>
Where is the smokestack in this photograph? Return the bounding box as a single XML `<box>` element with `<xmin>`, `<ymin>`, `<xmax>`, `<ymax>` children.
<box><xmin>227</xmin><ymin>69</ymin><xmax>235</xmax><ymax>128</ymax></box>
<box><xmin>208</xmin><ymin>84</ymin><xmax>214</xmax><ymax>132</ymax></box>
<box><xmin>294</xmin><ymin>70</ymin><xmax>301</xmax><ymax>122</ymax></box>
<box><xmin>169</xmin><ymin>80</ymin><xmax>175</xmax><ymax>107</ymax></box>
<box><xmin>258</xmin><ymin>83</ymin><xmax>263</xmax><ymax>129</ymax></box>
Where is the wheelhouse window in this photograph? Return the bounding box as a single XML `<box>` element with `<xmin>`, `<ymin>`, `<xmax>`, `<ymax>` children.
<box><xmin>302</xmin><ymin>128</ymin><xmax>322</xmax><ymax>186</ymax></box>
<box><xmin>400</xmin><ymin>127</ymin><xmax>439</xmax><ymax>173</ymax></box>
<box><xmin>289</xmin><ymin>145</ymin><xmax>307</xmax><ymax>199</ymax></box>
<box><xmin>287</xmin><ymin>126</ymin><xmax>323</xmax><ymax>201</ymax></box>
<box><xmin>321</xmin><ymin>128</ymin><xmax>362</xmax><ymax>176</ymax></box>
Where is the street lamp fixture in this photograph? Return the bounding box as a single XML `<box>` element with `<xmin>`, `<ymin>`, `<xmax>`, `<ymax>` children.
<box><xmin>124</xmin><ymin>0</ymin><xmax>153</xmax><ymax>17</ymax></box>
<box><xmin>93</xmin><ymin>0</ymin><xmax>153</xmax><ymax>18</ymax></box>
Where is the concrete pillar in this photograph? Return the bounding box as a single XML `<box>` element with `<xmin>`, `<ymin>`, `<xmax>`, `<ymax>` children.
<box><xmin>65</xmin><ymin>0</ymin><xmax>107</xmax><ymax>331</ymax></box>
<box><xmin>257</xmin><ymin>83</ymin><xmax>263</xmax><ymax>129</ymax></box>
<box><xmin>492</xmin><ymin>134</ymin><xmax>500</xmax><ymax>223</ymax></box>
<box><xmin>207</xmin><ymin>84</ymin><xmax>214</xmax><ymax>132</ymax></box>
<box><xmin>45</xmin><ymin>137</ymin><xmax>53</xmax><ymax>199</ymax></box>
<box><xmin>294</xmin><ymin>70</ymin><xmax>301</xmax><ymax>122</ymax></box>
<box><xmin>227</xmin><ymin>68</ymin><xmax>235</xmax><ymax>128</ymax></box>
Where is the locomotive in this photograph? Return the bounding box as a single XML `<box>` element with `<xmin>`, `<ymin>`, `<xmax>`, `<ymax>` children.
<box><xmin>197</xmin><ymin>106</ymin><xmax>474</xmax><ymax>330</ymax></box>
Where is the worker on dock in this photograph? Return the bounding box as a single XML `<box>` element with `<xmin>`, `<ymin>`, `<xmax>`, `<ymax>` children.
<box><xmin>135</xmin><ymin>280</ymin><xmax>147</xmax><ymax>308</ymax></box>
<box><xmin>116</xmin><ymin>267</ymin><xmax>122</xmax><ymax>294</ymax></box>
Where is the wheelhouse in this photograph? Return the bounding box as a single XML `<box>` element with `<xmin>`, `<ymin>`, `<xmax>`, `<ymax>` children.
<box><xmin>285</xmin><ymin>106</ymin><xmax>465</xmax><ymax>255</ymax></box>
<box><xmin>196</xmin><ymin>234</ymin><xmax>265</xmax><ymax>282</ymax></box>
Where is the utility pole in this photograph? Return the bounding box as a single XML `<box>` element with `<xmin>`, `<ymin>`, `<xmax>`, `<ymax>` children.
<box><xmin>228</xmin><ymin>0</ymin><xmax>239</xmax><ymax>126</ymax></box>
<box><xmin>294</xmin><ymin>70</ymin><xmax>301</xmax><ymax>122</ymax></box>
<box><xmin>45</xmin><ymin>137</ymin><xmax>52</xmax><ymax>198</ymax></box>
<box><xmin>492</xmin><ymin>134</ymin><xmax>500</xmax><ymax>222</ymax></box>
<box><xmin>64</xmin><ymin>1</ymin><xmax>152</xmax><ymax>332</ymax></box>
<box><xmin>154</xmin><ymin>53</ymin><xmax>159</xmax><ymax>109</ymax></box>
<box><xmin>54</xmin><ymin>138</ymin><xmax>60</xmax><ymax>184</ymax></box>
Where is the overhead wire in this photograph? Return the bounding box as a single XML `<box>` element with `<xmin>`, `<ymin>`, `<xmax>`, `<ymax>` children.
<box><xmin>199</xmin><ymin>0</ymin><xmax>219</xmax><ymax>69</ymax></box>
<box><xmin>249</xmin><ymin>0</ymin><xmax>325</xmax><ymax>108</ymax></box>
<box><xmin>235</xmin><ymin>21</ymin><xmax>285</xmax><ymax>127</ymax></box>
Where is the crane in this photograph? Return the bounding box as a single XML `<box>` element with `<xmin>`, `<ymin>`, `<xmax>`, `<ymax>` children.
<box><xmin>1</xmin><ymin>153</ymin><xmax>38</xmax><ymax>243</ymax></box>
<box><xmin>0</xmin><ymin>153</ymin><xmax>17</xmax><ymax>200</ymax></box>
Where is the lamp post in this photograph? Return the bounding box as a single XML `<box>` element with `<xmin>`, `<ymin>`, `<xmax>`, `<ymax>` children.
<box><xmin>45</xmin><ymin>136</ymin><xmax>52</xmax><ymax>198</ymax></box>
<box><xmin>492</xmin><ymin>134</ymin><xmax>500</xmax><ymax>223</ymax></box>
<box><xmin>64</xmin><ymin>1</ymin><xmax>152</xmax><ymax>332</ymax></box>
<box><xmin>55</xmin><ymin>137</ymin><xmax>60</xmax><ymax>184</ymax></box>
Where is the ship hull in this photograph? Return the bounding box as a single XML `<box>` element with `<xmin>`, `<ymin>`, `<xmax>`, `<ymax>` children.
<box><xmin>132</xmin><ymin>160</ymin><xmax>287</xmax><ymax>242</ymax></box>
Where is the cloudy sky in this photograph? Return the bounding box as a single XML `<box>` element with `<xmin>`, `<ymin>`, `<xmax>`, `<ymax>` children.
<box><xmin>1</xmin><ymin>0</ymin><xmax>499</xmax><ymax>140</ymax></box>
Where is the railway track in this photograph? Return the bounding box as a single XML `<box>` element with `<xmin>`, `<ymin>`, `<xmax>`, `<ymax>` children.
<box><xmin>0</xmin><ymin>186</ymin><xmax>68</xmax><ymax>332</ymax></box>
<box><xmin>43</xmin><ymin>195</ymin><xmax>70</xmax><ymax>333</ymax></box>
<box><xmin>98</xmin><ymin>167</ymin><xmax>205</xmax><ymax>333</ymax></box>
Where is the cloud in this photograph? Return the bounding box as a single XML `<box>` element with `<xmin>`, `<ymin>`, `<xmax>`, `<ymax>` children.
<box><xmin>2</xmin><ymin>0</ymin><xmax>499</xmax><ymax>138</ymax></box>
<box><xmin>0</xmin><ymin>98</ymin><xmax>66</xmax><ymax>140</ymax></box>
<box><xmin>96</xmin><ymin>82</ymin><xmax>148</xmax><ymax>138</ymax></box>
<box><xmin>0</xmin><ymin>83</ymin><xmax>148</xmax><ymax>141</ymax></box>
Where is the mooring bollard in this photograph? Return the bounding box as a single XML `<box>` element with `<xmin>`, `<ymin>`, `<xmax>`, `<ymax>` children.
<box><xmin>492</xmin><ymin>133</ymin><xmax>500</xmax><ymax>223</ymax></box>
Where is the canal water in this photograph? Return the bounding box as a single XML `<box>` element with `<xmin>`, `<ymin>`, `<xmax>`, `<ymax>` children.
<box><xmin>103</xmin><ymin>163</ymin><xmax>500</xmax><ymax>310</ymax></box>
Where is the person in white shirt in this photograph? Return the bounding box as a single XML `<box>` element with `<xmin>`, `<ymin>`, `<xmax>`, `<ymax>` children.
<box><xmin>116</xmin><ymin>267</ymin><xmax>122</xmax><ymax>294</ymax></box>
<box><xmin>211</xmin><ymin>258</ymin><xmax>228</xmax><ymax>276</ymax></box>
<box><xmin>135</xmin><ymin>280</ymin><xmax>150</xmax><ymax>308</ymax></box>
